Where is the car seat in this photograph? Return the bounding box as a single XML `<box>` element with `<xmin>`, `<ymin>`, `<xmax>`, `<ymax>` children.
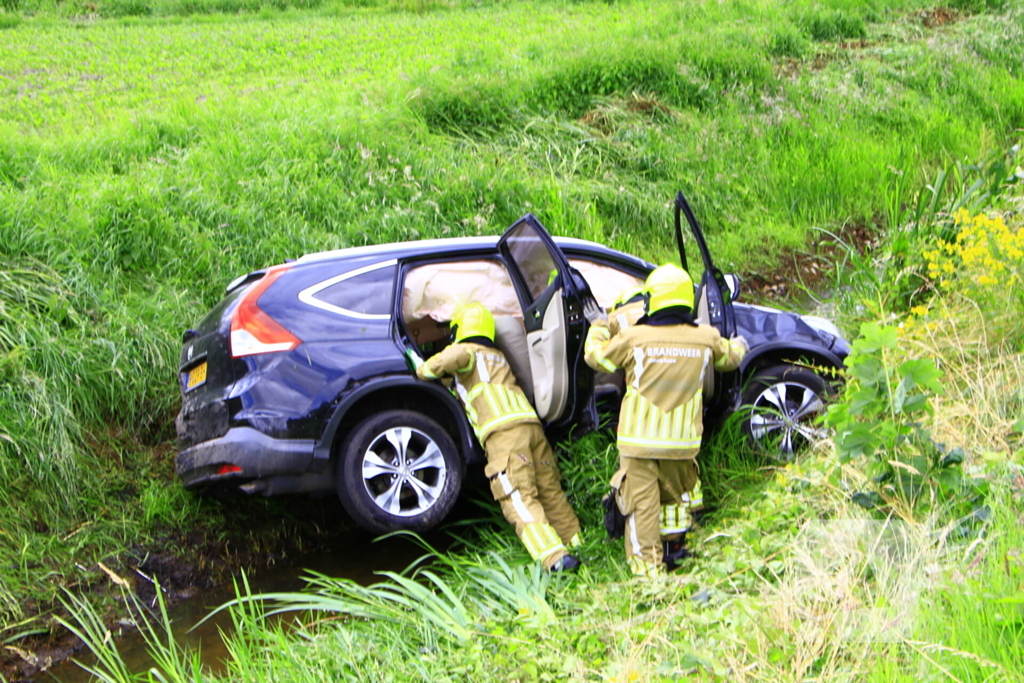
<box><xmin>493</xmin><ymin>315</ymin><xmax>535</xmax><ymax>406</ymax></box>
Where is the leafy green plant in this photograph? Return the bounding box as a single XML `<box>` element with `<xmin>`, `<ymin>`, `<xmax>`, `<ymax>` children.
<box><xmin>825</xmin><ymin>322</ymin><xmax>983</xmax><ymax>518</ymax></box>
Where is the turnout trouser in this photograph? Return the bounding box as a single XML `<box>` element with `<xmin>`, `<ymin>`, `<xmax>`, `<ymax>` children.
<box><xmin>612</xmin><ymin>456</ymin><xmax>700</xmax><ymax>576</ymax></box>
<box><xmin>484</xmin><ymin>424</ymin><xmax>581</xmax><ymax>569</ymax></box>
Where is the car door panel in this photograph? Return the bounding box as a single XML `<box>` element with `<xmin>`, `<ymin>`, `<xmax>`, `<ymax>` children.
<box><xmin>499</xmin><ymin>215</ymin><xmax>597</xmax><ymax>436</ymax></box>
<box><xmin>527</xmin><ymin>294</ymin><xmax>568</xmax><ymax>421</ymax></box>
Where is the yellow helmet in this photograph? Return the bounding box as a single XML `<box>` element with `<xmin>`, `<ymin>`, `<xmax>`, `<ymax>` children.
<box><xmin>613</xmin><ymin>285</ymin><xmax>645</xmax><ymax>310</ymax></box>
<box><xmin>450</xmin><ymin>303</ymin><xmax>495</xmax><ymax>343</ymax></box>
<box><xmin>645</xmin><ymin>263</ymin><xmax>694</xmax><ymax>314</ymax></box>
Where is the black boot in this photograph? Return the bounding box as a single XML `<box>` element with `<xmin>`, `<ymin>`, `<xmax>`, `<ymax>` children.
<box><xmin>662</xmin><ymin>535</ymin><xmax>693</xmax><ymax>571</ymax></box>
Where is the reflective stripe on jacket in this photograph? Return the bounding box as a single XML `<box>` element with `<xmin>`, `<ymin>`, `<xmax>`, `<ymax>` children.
<box><xmin>417</xmin><ymin>342</ymin><xmax>539</xmax><ymax>442</ymax></box>
<box><xmin>584</xmin><ymin>320</ymin><xmax>745</xmax><ymax>459</ymax></box>
<box><xmin>609</xmin><ymin>300</ymin><xmax>646</xmax><ymax>337</ymax></box>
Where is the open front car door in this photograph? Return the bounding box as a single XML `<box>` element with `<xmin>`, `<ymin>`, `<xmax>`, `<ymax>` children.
<box><xmin>498</xmin><ymin>214</ymin><xmax>598</xmax><ymax>440</ymax></box>
<box><xmin>675</xmin><ymin>191</ymin><xmax>737</xmax><ymax>338</ymax></box>
<box><xmin>674</xmin><ymin>191</ymin><xmax>741</xmax><ymax>409</ymax></box>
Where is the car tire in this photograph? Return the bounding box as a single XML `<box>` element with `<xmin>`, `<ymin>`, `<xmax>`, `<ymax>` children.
<box><xmin>337</xmin><ymin>410</ymin><xmax>464</xmax><ymax>534</ymax></box>
<box><xmin>741</xmin><ymin>364</ymin><xmax>833</xmax><ymax>461</ymax></box>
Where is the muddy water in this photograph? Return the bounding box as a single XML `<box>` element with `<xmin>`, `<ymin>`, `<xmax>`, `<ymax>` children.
<box><xmin>46</xmin><ymin>532</ymin><xmax>443</xmax><ymax>682</ymax></box>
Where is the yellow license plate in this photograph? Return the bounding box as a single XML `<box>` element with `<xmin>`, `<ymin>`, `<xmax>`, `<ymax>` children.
<box><xmin>186</xmin><ymin>362</ymin><xmax>207</xmax><ymax>390</ymax></box>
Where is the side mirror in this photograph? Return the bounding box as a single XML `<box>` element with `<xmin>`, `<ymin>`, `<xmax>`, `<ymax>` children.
<box><xmin>723</xmin><ymin>274</ymin><xmax>741</xmax><ymax>303</ymax></box>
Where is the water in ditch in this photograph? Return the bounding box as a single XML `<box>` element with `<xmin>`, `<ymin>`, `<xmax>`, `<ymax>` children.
<box><xmin>45</xmin><ymin>529</ymin><xmax>448</xmax><ymax>682</ymax></box>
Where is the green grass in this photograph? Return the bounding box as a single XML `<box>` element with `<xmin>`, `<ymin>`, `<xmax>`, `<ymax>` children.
<box><xmin>2</xmin><ymin>0</ymin><xmax>1024</xmax><ymax>672</ymax></box>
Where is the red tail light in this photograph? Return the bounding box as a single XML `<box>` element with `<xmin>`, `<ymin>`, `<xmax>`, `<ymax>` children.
<box><xmin>230</xmin><ymin>265</ymin><xmax>301</xmax><ymax>357</ymax></box>
<box><xmin>217</xmin><ymin>464</ymin><xmax>243</xmax><ymax>475</ymax></box>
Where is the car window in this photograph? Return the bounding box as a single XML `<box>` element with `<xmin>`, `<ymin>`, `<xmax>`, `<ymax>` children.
<box><xmin>400</xmin><ymin>258</ymin><xmax>525</xmax><ymax>361</ymax></box>
<box><xmin>568</xmin><ymin>259</ymin><xmax>644</xmax><ymax>309</ymax></box>
<box><xmin>503</xmin><ymin>223</ymin><xmax>559</xmax><ymax>302</ymax></box>
<box><xmin>300</xmin><ymin>260</ymin><xmax>396</xmax><ymax>319</ymax></box>
<box><xmin>402</xmin><ymin>259</ymin><xmax>521</xmax><ymax>324</ymax></box>
<box><xmin>687</xmin><ymin>253</ymin><xmax>707</xmax><ymax>290</ymax></box>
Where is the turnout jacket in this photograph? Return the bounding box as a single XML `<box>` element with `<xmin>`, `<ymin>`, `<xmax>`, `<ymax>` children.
<box><xmin>609</xmin><ymin>299</ymin><xmax>646</xmax><ymax>337</ymax></box>
<box><xmin>417</xmin><ymin>341</ymin><xmax>539</xmax><ymax>443</ymax></box>
<box><xmin>585</xmin><ymin>319</ymin><xmax>745</xmax><ymax>459</ymax></box>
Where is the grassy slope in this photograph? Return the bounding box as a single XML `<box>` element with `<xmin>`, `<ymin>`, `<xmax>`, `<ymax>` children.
<box><xmin>1</xmin><ymin>0</ymin><xmax>1023</xmax><ymax>665</ymax></box>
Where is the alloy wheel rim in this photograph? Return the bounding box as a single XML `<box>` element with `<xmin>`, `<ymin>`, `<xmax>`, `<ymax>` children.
<box><xmin>361</xmin><ymin>427</ymin><xmax>447</xmax><ymax>517</ymax></box>
<box><xmin>749</xmin><ymin>380</ymin><xmax>829</xmax><ymax>460</ymax></box>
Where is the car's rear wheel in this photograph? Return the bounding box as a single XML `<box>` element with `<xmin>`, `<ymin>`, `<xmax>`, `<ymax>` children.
<box><xmin>741</xmin><ymin>364</ymin><xmax>833</xmax><ymax>461</ymax></box>
<box><xmin>337</xmin><ymin>410</ymin><xmax>463</xmax><ymax>534</ymax></box>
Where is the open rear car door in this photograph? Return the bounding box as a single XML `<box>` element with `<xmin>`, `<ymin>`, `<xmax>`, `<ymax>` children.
<box><xmin>498</xmin><ymin>215</ymin><xmax>598</xmax><ymax>440</ymax></box>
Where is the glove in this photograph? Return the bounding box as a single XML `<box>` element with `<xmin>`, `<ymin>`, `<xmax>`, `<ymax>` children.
<box><xmin>583</xmin><ymin>299</ymin><xmax>608</xmax><ymax>325</ymax></box>
<box><xmin>405</xmin><ymin>348</ymin><xmax>425</xmax><ymax>372</ymax></box>
<box><xmin>602</xmin><ymin>491</ymin><xmax>626</xmax><ymax>540</ymax></box>
<box><xmin>730</xmin><ymin>335</ymin><xmax>749</xmax><ymax>354</ymax></box>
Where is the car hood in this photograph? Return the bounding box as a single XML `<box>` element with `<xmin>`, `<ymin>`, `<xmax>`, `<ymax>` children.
<box><xmin>734</xmin><ymin>303</ymin><xmax>850</xmax><ymax>359</ymax></box>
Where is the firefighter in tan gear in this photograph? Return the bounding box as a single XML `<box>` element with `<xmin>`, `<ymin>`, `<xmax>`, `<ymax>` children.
<box><xmin>584</xmin><ymin>264</ymin><xmax>747</xmax><ymax>577</ymax></box>
<box><xmin>609</xmin><ymin>284</ymin><xmax>707</xmax><ymax>520</ymax></box>
<box><xmin>608</xmin><ymin>286</ymin><xmax>646</xmax><ymax>337</ymax></box>
<box><xmin>415</xmin><ymin>303</ymin><xmax>582</xmax><ymax>572</ymax></box>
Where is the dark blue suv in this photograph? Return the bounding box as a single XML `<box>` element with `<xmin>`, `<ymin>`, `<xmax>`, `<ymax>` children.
<box><xmin>176</xmin><ymin>195</ymin><xmax>850</xmax><ymax>534</ymax></box>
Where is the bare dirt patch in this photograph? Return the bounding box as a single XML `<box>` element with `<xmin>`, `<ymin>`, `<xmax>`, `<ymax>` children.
<box><xmin>743</xmin><ymin>221</ymin><xmax>879</xmax><ymax>303</ymax></box>
<box><xmin>918</xmin><ymin>7</ymin><xmax>961</xmax><ymax>28</ymax></box>
<box><xmin>774</xmin><ymin>6</ymin><xmax>965</xmax><ymax>79</ymax></box>
<box><xmin>579</xmin><ymin>91</ymin><xmax>674</xmax><ymax>134</ymax></box>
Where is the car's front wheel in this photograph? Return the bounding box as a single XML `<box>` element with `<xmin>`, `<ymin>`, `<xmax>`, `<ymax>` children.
<box><xmin>741</xmin><ymin>364</ymin><xmax>833</xmax><ymax>461</ymax></box>
<box><xmin>337</xmin><ymin>410</ymin><xmax>463</xmax><ymax>534</ymax></box>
